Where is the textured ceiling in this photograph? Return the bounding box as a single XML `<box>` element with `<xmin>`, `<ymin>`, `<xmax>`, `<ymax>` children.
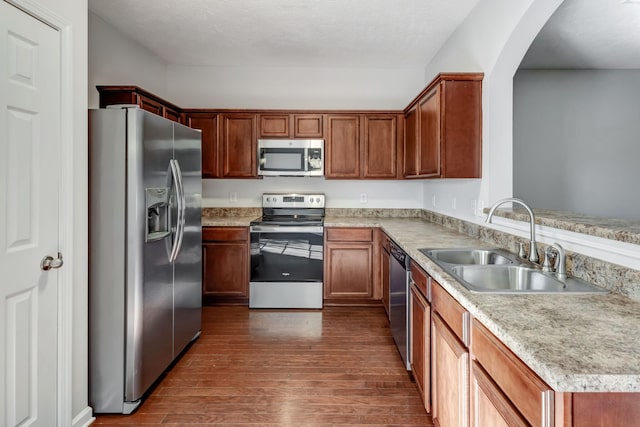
<box><xmin>521</xmin><ymin>0</ymin><xmax>640</xmax><ymax>69</ymax></box>
<box><xmin>88</xmin><ymin>0</ymin><xmax>480</xmax><ymax>68</ymax></box>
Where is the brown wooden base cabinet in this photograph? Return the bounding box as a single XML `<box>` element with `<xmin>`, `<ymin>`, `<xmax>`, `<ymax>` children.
<box><xmin>202</xmin><ymin>227</ymin><xmax>249</xmax><ymax>305</ymax></box>
<box><xmin>410</xmin><ymin>260</ymin><xmax>431</xmax><ymax>413</ymax></box>
<box><xmin>431</xmin><ymin>280</ymin><xmax>470</xmax><ymax>427</ymax></box>
<box><xmin>324</xmin><ymin>227</ymin><xmax>379</xmax><ymax>305</ymax></box>
<box><xmin>378</xmin><ymin>229</ymin><xmax>391</xmax><ymax>317</ymax></box>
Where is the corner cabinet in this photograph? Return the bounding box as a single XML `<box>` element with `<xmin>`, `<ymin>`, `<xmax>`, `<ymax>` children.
<box><xmin>404</xmin><ymin>73</ymin><xmax>483</xmax><ymax>178</ymax></box>
<box><xmin>202</xmin><ymin>227</ymin><xmax>249</xmax><ymax>305</ymax></box>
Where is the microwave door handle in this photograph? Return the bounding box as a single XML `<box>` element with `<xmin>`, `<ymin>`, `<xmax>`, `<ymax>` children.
<box><xmin>304</xmin><ymin>147</ymin><xmax>309</xmax><ymax>172</ymax></box>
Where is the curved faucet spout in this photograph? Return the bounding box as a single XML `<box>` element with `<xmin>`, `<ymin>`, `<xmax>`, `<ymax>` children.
<box><xmin>485</xmin><ymin>198</ymin><xmax>539</xmax><ymax>263</ymax></box>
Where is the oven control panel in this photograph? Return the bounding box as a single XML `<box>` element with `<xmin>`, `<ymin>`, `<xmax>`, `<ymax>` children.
<box><xmin>262</xmin><ymin>193</ymin><xmax>325</xmax><ymax>208</ymax></box>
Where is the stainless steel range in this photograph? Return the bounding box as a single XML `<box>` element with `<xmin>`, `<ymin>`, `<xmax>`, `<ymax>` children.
<box><xmin>249</xmin><ymin>193</ymin><xmax>325</xmax><ymax>308</ymax></box>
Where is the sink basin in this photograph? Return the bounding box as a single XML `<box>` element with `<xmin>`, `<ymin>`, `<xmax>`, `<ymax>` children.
<box><xmin>450</xmin><ymin>265</ymin><xmax>608</xmax><ymax>294</ymax></box>
<box><xmin>420</xmin><ymin>248</ymin><xmax>514</xmax><ymax>265</ymax></box>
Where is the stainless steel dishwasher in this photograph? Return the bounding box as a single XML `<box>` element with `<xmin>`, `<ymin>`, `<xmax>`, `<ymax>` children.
<box><xmin>389</xmin><ymin>241</ymin><xmax>411</xmax><ymax>370</ymax></box>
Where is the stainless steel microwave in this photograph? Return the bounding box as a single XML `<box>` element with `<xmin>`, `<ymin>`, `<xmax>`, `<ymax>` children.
<box><xmin>257</xmin><ymin>139</ymin><xmax>324</xmax><ymax>177</ymax></box>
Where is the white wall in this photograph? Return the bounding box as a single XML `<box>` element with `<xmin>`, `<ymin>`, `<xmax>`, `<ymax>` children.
<box><xmin>203</xmin><ymin>178</ymin><xmax>424</xmax><ymax>209</ymax></box>
<box><xmin>167</xmin><ymin>65</ymin><xmax>425</xmax><ymax>110</ymax></box>
<box><xmin>420</xmin><ymin>0</ymin><xmax>563</xmax><ymax>222</ymax></box>
<box><xmin>513</xmin><ymin>69</ymin><xmax>640</xmax><ymax>220</ymax></box>
<box><xmin>88</xmin><ymin>11</ymin><xmax>169</xmax><ymax>108</ymax></box>
<box><xmin>166</xmin><ymin>60</ymin><xmax>426</xmax><ymax>206</ymax></box>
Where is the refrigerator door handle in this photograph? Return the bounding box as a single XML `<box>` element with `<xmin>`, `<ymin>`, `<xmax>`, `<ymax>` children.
<box><xmin>168</xmin><ymin>159</ymin><xmax>185</xmax><ymax>263</ymax></box>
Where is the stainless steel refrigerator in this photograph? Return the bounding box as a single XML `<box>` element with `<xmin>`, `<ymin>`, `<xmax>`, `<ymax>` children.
<box><xmin>89</xmin><ymin>106</ymin><xmax>202</xmax><ymax>414</ymax></box>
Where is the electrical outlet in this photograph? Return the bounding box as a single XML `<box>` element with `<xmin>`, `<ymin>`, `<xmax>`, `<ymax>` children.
<box><xmin>451</xmin><ymin>197</ymin><xmax>457</xmax><ymax>210</ymax></box>
<box><xmin>431</xmin><ymin>194</ymin><xmax>436</xmax><ymax>207</ymax></box>
<box><xmin>229</xmin><ymin>191</ymin><xmax>237</xmax><ymax>202</ymax></box>
<box><xmin>359</xmin><ymin>193</ymin><xmax>368</xmax><ymax>203</ymax></box>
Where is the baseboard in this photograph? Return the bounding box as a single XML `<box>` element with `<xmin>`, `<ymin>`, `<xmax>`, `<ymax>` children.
<box><xmin>72</xmin><ymin>406</ymin><xmax>95</xmax><ymax>427</ymax></box>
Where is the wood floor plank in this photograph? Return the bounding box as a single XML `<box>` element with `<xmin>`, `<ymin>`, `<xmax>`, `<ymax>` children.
<box><xmin>93</xmin><ymin>306</ymin><xmax>432</xmax><ymax>425</ymax></box>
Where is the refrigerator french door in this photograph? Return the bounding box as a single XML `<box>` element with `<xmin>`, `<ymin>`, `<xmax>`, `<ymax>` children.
<box><xmin>89</xmin><ymin>107</ymin><xmax>202</xmax><ymax>414</ymax></box>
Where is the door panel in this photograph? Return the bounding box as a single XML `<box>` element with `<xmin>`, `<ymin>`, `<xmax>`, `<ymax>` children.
<box><xmin>172</xmin><ymin>123</ymin><xmax>202</xmax><ymax>356</ymax></box>
<box><xmin>0</xmin><ymin>3</ymin><xmax>60</xmax><ymax>425</ymax></box>
<box><xmin>125</xmin><ymin>110</ymin><xmax>174</xmax><ymax>401</ymax></box>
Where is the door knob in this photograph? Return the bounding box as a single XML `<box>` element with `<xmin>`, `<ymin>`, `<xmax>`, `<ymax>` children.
<box><xmin>41</xmin><ymin>252</ymin><xmax>63</xmax><ymax>271</ymax></box>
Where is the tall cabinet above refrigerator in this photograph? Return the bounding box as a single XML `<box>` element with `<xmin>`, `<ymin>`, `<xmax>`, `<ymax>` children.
<box><xmin>89</xmin><ymin>106</ymin><xmax>202</xmax><ymax>414</ymax></box>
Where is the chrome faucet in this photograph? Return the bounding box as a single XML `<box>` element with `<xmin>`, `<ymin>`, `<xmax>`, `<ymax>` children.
<box><xmin>485</xmin><ymin>198</ymin><xmax>539</xmax><ymax>264</ymax></box>
<box><xmin>542</xmin><ymin>243</ymin><xmax>567</xmax><ymax>280</ymax></box>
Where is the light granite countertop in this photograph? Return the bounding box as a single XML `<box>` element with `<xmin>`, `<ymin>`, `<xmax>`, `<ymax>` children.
<box><xmin>484</xmin><ymin>207</ymin><xmax>640</xmax><ymax>246</ymax></box>
<box><xmin>204</xmin><ymin>213</ymin><xmax>640</xmax><ymax>393</ymax></box>
<box><xmin>326</xmin><ymin>217</ymin><xmax>640</xmax><ymax>393</ymax></box>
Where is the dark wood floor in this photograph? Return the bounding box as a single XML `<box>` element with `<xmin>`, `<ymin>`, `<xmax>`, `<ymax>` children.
<box><xmin>93</xmin><ymin>306</ymin><xmax>433</xmax><ymax>426</ymax></box>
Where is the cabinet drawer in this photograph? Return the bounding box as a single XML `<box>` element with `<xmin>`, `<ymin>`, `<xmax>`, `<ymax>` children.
<box><xmin>472</xmin><ymin>319</ymin><xmax>553</xmax><ymax>427</ymax></box>
<box><xmin>202</xmin><ymin>227</ymin><xmax>248</xmax><ymax>242</ymax></box>
<box><xmin>325</xmin><ymin>227</ymin><xmax>373</xmax><ymax>242</ymax></box>
<box><xmin>431</xmin><ymin>280</ymin><xmax>469</xmax><ymax>346</ymax></box>
<box><xmin>410</xmin><ymin>260</ymin><xmax>430</xmax><ymax>300</ymax></box>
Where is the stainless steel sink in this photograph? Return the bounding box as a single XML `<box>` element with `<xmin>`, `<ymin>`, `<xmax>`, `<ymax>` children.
<box><xmin>419</xmin><ymin>248</ymin><xmax>515</xmax><ymax>265</ymax></box>
<box><xmin>449</xmin><ymin>265</ymin><xmax>608</xmax><ymax>294</ymax></box>
<box><xmin>420</xmin><ymin>247</ymin><xmax>607</xmax><ymax>295</ymax></box>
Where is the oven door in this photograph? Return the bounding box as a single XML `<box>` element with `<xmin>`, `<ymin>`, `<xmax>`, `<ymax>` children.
<box><xmin>249</xmin><ymin>224</ymin><xmax>324</xmax><ymax>308</ymax></box>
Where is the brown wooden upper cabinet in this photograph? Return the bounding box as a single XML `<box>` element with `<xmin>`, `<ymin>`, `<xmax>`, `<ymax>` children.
<box><xmin>325</xmin><ymin>113</ymin><xmax>403</xmax><ymax>179</ymax></box>
<box><xmin>96</xmin><ymin>85</ymin><xmax>184</xmax><ymax>124</ymax></box>
<box><xmin>186</xmin><ymin>112</ymin><xmax>219</xmax><ymax>178</ymax></box>
<box><xmin>325</xmin><ymin>115</ymin><xmax>361</xmax><ymax>178</ymax></box>
<box><xmin>404</xmin><ymin>73</ymin><xmax>483</xmax><ymax>179</ymax></box>
<box><xmin>258</xmin><ymin>113</ymin><xmax>324</xmax><ymax>138</ymax></box>
<box><xmin>220</xmin><ymin>113</ymin><xmax>257</xmax><ymax>178</ymax></box>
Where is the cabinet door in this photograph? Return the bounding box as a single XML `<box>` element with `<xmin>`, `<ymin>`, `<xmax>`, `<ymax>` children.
<box><xmin>294</xmin><ymin>114</ymin><xmax>323</xmax><ymax>138</ymax></box>
<box><xmin>432</xmin><ymin>313</ymin><xmax>469</xmax><ymax>427</ymax></box>
<box><xmin>202</xmin><ymin>241</ymin><xmax>248</xmax><ymax>298</ymax></box>
<box><xmin>221</xmin><ymin>114</ymin><xmax>257</xmax><ymax>177</ymax></box>
<box><xmin>440</xmin><ymin>79</ymin><xmax>482</xmax><ymax>178</ymax></box>
<box><xmin>411</xmin><ymin>284</ymin><xmax>431</xmax><ymax>413</ymax></box>
<box><xmin>164</xmin><ymin>106</ymin><xmax>182</xmax><ymax>123</ymax></box>
<box><xmin>363</xmin><ymin>115</ymin><xmax>400</xmax><ymax>179</ymax></box>
<box><xmin>325</xmin><ymin>115</ymin><xmax>360</xmax><ymax>178</ymax></box>
<box><xmin>188</xmin><ymin>113</ymin><xmax>219</xmax><ymax>178</ymax></box>
<box><xmin>259</xmin><ymin>114</ymin><xmax>290</xmax><ymax>138</ymax></box>
<box><xmin>138</xmin><ymin>94</ymin><xmax>164</xmax><ymax>116</ymax></box>
<box><xmin>472</xmin><ymin>319</ymin><xmax>554</xmax><ymax>426</ymax></box>
<box><xmin>404</xmin><ymin>106</ymin><xmax>418</xmax><ymax>177</ymax></box>
<box><xmin>381</xmin><ymin>243</ymin><xmax>390</xmax><ymax>316</ymax></box>
<box><xmin>418</xmin><ymin>86</ymin><xmax>441</xmax><ymax>177</ymax></box>
<box><xmin>471</xmin><ymin>361</ymin><xmax>528</xmax><ymax>427</ymax></box>
<box><xmin>324</xmin><ymin>243</ymin><xmax>373</xmax><ymax>299</ymax></box>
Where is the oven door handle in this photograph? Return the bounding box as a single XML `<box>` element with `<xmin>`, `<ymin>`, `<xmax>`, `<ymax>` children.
<box><xmin>250</xmin><ymin>225</ymin><xmax>324</xmax><ymax>234</ymax></box>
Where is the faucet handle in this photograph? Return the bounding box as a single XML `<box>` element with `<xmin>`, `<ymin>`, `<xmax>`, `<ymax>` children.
<box><xmin>517</xmin><ymin>242</ymin><xmax>527</xmax><ymax>259</ymax></box>
<box><xmin>542</xmin><ymin>248</ymin><xmax>554</xmax><ymax>272</ymax></box>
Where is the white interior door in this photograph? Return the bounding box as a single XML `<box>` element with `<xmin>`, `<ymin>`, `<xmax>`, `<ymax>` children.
<box><xmin>0</xmin><ymin>2</ymin><xmax>61</xmax><ymax>425</ymax></box>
